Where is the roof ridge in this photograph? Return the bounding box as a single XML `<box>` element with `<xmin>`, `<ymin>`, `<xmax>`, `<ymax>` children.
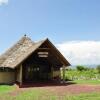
<box><xmin>0</xmin><ymin>36</ymin><xmax>34</xmax><ymax>66</ymax></box>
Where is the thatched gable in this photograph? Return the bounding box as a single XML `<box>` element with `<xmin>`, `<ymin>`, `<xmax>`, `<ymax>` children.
<box><xmin>0</xmin><ymin>36</ymin><xmax>70</xmax><ymax>68</ymax></box>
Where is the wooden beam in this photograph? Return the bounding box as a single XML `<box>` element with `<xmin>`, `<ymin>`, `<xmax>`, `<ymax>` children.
<box><xmin>37</xmin><ymin>48</ymin><xmax>50</xmax><ymax>50</ymax></box>
<box><xmin>38</xmin><ymin>52</ymin><xmax>49</xmax><ymax>55</ymax></box>
<box><xmin>38</xmin><ymin>55</ymin><xmax>48</xmax><ymax>57</ymax></box>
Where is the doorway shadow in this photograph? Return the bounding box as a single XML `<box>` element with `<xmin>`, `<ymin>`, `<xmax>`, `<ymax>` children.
<box><xmin>18</xmin><ymin>80</ymin><xmax>76</xmax><ymax>88</ymax></box>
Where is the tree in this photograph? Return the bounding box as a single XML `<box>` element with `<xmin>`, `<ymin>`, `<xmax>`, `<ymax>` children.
<box><xmin>96</xmin><ymin>65</ymin><xmax>100</xmax><ymax>74</ymax></box>
<box><xmin>76</xmin><ymin>65</ymin><xmax>86</xmax><ymax>71</ymax></box>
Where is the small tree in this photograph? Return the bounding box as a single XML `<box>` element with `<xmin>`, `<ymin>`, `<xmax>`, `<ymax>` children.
<box><xmin>96</xmin><ymin>65</ymin><xmax>100</xmax><ymax>74</ymax></box>
<box><xmin>76</xmin><ymin>65</ymin><xmax>86</xmax><ymax>71</ymax></box>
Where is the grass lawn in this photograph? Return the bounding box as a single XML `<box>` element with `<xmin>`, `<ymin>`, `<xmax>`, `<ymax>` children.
<box><xmin>0</xmin><ymin>80</ymin><xmax>100</xmax><ymax>100</ymax></box>
<box><xmin>67</xmin><ymin>92</ymin><xmax>100</xmax><ymax>100</ymax></box>
<box><xmin>73</xmin><ymin>80</ymin><xmax>100</xmax><ymax>85</ymax></box>
<box><xmin>10</xmin><ymin>91</ymin><xmax>100</xmax><ymax>100</ymax></box>
<box><xmin>0</xmin><ymin>87</ymin><xmax>100</xmax><ymax>100</ymax></box>
<box><xmin>0</xmin><ymin>85</ymin><xmax>15</xmax><ymax>93</ymax></box>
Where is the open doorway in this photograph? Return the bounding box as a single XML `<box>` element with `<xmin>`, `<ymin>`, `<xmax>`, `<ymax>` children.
<box><xmin>22</xmin><ymin>64</ymin><xmax>52</xmax><ymax>83</ymax></box>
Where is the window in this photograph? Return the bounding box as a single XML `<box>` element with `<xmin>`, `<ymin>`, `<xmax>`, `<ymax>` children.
<box><xmin>38</xmin><ymin>52</ymin><xmax>48</xmax><ymax>57</ymax></box>
<box><xmin>33</xmin><ymin>67</ymin><xmax>39</xmax><ymax>71</ymax></box>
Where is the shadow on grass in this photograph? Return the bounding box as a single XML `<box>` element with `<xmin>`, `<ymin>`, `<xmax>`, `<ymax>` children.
<box><xmin>0</xmin><ymin>83</ymin><xmax>14</xmax><ymax>86</ymax></box>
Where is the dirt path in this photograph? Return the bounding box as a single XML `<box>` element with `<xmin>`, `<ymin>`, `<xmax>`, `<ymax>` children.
<box><xmin>40</xmin><ymin>84</ymin><xmax>100</xmax><ymax>95</ymax></box>
<box><xmin>8</xmin><ymin>84</ymin><xmax>100</xmax><ymax>96</ymax></box>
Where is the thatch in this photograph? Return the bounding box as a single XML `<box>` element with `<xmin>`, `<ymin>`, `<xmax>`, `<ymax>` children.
<box><xmin>0</xmin><ymin>36</ymin><xmax>70</xmax><ymax>68</ymax></box>
<box><xmin>0</xmin><ymin>36</ymin><xmax>45</xmax><ymax>68</ymax></box>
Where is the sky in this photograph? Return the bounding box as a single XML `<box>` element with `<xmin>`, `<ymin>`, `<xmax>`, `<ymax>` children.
<box><xmin>0</xmin><ymin>0</ymin><xmax>100</xmax><ymax>65</ymax></box>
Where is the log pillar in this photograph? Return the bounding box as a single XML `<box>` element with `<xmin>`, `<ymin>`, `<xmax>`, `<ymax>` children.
<box><xmin>51</xmin><ymin>66</ymin><xmax>54</xmax><ymax>79</ymax></box>
<box><xmin>20</xmin><ymin>64</ymin><xmax>23</xmax><ymax>86</ymax></box>
<box><xmin>62</xmin><ymin>65</ymin><xmax>66</xmax><ymax>83</ymax></box>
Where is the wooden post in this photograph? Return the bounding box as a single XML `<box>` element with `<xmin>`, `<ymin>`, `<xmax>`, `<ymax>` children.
<box><xmin>51</xmin><ymin>66</ymin><xmax>53</xmax><ymax>79</ymax></box>
<box><xmin>62</xmin><ymin>65</ymin><xmax>66</xmax><ymax>83</ymax></box>
<box><xmin>20</xmin><ymin>64</ymin><xmax>23</xmax><ymax>86</ymax></box>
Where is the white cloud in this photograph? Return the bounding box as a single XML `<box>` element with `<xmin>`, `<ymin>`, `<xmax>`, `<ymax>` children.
<box><xmin>0</xmin><ymin>0</ymin><xmax>8</xmax><ymax>5</ymax></box>
<box><xmin>57</xmin><ymin>41</ymin><xmax>100</xmax><ymax>65</ymax></box>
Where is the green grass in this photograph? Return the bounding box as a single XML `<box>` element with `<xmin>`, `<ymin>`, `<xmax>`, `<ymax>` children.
<box><xmin>0</xmin><ymin>85</ymin><xmax>100</xmax><ymax>100</ymax></box>
<box><xmin>73</xmin><ymin>80</ymin><xmax>100</xmax><ymax>85</ymax></box>
<box><xmin>16</xmin><ymin>92</ymin><xmax>100</xmax><ymax>100</ymax></box>
<box><xmin>0</xmin><ymin>85</ymin><xmax>15</xmax><ymax>93</ymax></box>
<box><xmin>16</xmin><ymin>89</ymin><xmax>50</xmax><ymax>100</ymax></box>
<box><xmin>66</xmin><ymin>92</ymin><xmax>100</xmax><ymax>100</ymax></box>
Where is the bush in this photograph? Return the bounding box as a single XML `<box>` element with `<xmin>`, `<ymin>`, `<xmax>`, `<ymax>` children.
<box><xmin>76</xmin><ymin>65</ymin><xmax>88</xmax><ymax>71</ymax></box>
<box><xmin>67</xmin><ymin>68</ymin><xmax>73</xmax><ymax>71</ymax></box>
<box><xmin>66</xmin><ymin>69</ymin><xmax>99</xmax><ymax>80</ymax></box>
<box><xmin>96</xmin><ymin>65</ymin><xmax>100</xmax><ymax>74</ymax></box>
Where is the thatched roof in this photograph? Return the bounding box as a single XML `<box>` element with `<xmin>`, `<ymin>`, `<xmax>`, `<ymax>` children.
<box><xmin>0</xmin><ymin>36</ymin><xmax>70</xmax><ymax>68</ymax></box>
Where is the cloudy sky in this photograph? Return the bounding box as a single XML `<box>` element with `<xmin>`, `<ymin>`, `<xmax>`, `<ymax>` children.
<box><xmin>0</xmin><ymin>0</ymin><xmax>8</xmax><ymax>5</ymax></box>
<box><xmin>0</xmin><ymin>0</ymin><xmax>100</xmax><ymax>65</ymax></box>
<box><xmin>57</xmin><ymin>41</ymin><xmax>100</xmax><ymax>65</ymax></box>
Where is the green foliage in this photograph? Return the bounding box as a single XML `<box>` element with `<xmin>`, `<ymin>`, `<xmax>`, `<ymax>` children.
<box><xmin>67</xmin><ymin>68</ymin><xmax>73</xmax><ymax>71</ymax></box>
<box><xmin>76</xmin><ymin>65</ymin><xmax>89</xmax><ymax>71</ymax></box>
<box><xmin>96</xmin><ymin>65</ymin><xmax>100</xmax><ymax>74</ymax></box>
<box><xmin>65</xmin><ymin>67</ymin><xmax>100</xmax><ymax>81</ymax></box>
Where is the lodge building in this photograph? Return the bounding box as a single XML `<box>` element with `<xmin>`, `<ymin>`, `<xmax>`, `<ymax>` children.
<box><xmin>0</xmin><ymin>36</ymin><xmax>70</xmax><ymax>86</ymax></box>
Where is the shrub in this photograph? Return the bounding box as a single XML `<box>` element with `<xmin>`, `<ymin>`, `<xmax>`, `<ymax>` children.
<box><xmin>76</xmin><ymin>65</ymin><xmax>87</xmax><ymax>71</ymax></box>
<box><xmin>96</xmin><ymin>65</ymin><xmax>100</xmax><ymax>74</ymax></box>
<box><xmin>67</xmin><ymin>68</ymin><xmax>73</xmax><ymax>71</ymax></box>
